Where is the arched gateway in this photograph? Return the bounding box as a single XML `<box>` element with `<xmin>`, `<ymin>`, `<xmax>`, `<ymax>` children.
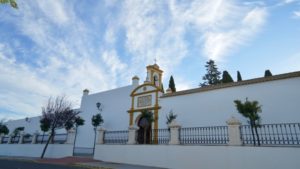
<box><xmin>127</xmin><ymin>64</ymin><xmax>164</xmax><ymax>144</ymax></box>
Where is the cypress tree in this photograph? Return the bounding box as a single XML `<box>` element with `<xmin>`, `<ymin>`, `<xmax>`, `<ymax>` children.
<box><xmin>169</xmin><ymin>76</ymin><xmax>176</xmax><ymax>92</ymax></box>
<box><xmin>222</xmin><ymin>71</ymin><xmax>234</xmax><ymax>83</ymax></box>
<box><xmin>264</xmin><ymin>70</ymin><xmax>272</xmax><ymax>77</ymax></box>
<box><xmin>200</xmin><ymin>59</ymin><xmax>221</xmax><ymax>87</ymax></box>
<box><xmin>237</xmin><ymin>71</ymin><xmax>242</xmax><ymax>82</ymax></box>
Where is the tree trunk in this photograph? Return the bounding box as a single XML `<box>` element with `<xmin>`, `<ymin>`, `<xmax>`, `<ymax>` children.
<box><xmin>41</xmin><ymin>132</ymin><xmax>45</xmax><ymax>144</ymax></box>
<box><xmin>143</xmin><ymin>127</ymin><xmax>147</xmax><ymax>144</ymax></box>
<box><xmin>93</xmin><ymin>128</ymin><xmax>96</xmax><ymax>155</ymax></box>
<box><xmin>254</xmin><ymin>125</ymin><xmax>261</xmax><ymax>146</ymax></box>
<box><xmin>41</xmin><ymin>130</ymin><xmax>54</xmax><ymax>159</ymax></box>
<box><xmin>250</xmin><ymin>121</ymin><xmax>256</xmax><ymax>146</ymax></box>
<box><xmin>73</xmin><ymin>127</ymin><xmax>78</xmax><ymax>155</ymax></box>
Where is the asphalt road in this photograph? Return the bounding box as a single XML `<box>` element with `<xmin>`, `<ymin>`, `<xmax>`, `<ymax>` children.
<box><xmin>0</xmin><ymin>159</ymin><xmax>87</xmax><ymax>169</ymax></box>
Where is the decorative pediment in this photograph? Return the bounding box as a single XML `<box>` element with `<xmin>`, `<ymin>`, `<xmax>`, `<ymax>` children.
<box><xmin>130</xmin><ymin>83</ymin><xmax>161</xmax><ymax>97</ymax></box>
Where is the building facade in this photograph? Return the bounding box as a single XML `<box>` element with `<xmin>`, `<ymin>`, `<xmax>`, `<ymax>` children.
<box><xmin>4</xmin><ymin>64</ymin><xmax>300</xmax><ymax>149</ymax></box>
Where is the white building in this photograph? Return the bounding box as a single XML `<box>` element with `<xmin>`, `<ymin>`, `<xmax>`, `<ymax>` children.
<box><xmin>4</xmin><ymin>64</ymin><xmax>300</xmax><ymax>149</ymax></box>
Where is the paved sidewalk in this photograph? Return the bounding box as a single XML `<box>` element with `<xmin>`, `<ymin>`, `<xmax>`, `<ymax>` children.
<box><xmin>78</xmin><ymin>161</ymin><xmax>167</xmax><ymax>169</ymax></box>
<box><xmin>0</xmin><ymin>156</ymin><xmax>167</xmax><ymax>169</ymax></box>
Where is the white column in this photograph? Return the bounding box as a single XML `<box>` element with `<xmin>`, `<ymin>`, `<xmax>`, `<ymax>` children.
<box><xmin>7</xmin><ymin>134</ymin><xmax>13</xmax><ymax>144</ymax></box>
<box><xmin>97</xmin><ymin>127</ymin><xmax>106</xmax><ymax>144</ymax></box>
<box><xmin>18</xmin><ymin>131</ymin><xmax>25</xmax><ymax>144</ymax></box>
<box><xmin>66</xmin><ymin>128</ymin><xmax>76</xmax><ymax>144</ymax></box>
<box><xmin>127</xmin><ymin>125</ymin><xmax>138</xmax><ymax>145</ymax></box>
<box><xmin>31</xmin><ymin>131</ymin><xmax>39</xmax><ymax>144</ymax></box>
<box><xmin>226</xmin><ymin>116</ymin><xmax>242</xmax><ymax>146</ymax></box>
<box><xmin>168</xmin><ymin>121</ymin><xmax>181</xmax><ymax>145</ymax></box>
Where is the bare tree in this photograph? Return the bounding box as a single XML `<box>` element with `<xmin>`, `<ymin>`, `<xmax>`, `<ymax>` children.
<box><xmin>40</xmin><ymin>96</ymin><xmax>81</xmax><ymax>159</ymax></box>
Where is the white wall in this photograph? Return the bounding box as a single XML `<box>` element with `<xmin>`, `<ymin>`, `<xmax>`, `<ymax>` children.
<box><xmin>4</xmin><ymin>76</ymin><xmax>300</xmax><ymax>150</ymax></box>
<box><xmin>0</xmin><ymin>144</ymin><xmax>73</xmax><ymax>158</ymax></box>
<box><xmin>159</xmin><ymin>77</ymin><xmax>300</xmax><ymax>128</ymax></box>
<box><xmin>94</xmin><ymin>145</ymin><xmax>300</xmax><ymax>169</ymax></box>
<box><xmin>75</xmin><ymin>85</ymin><xmax>134</xmax><ymax>148</ymax></box>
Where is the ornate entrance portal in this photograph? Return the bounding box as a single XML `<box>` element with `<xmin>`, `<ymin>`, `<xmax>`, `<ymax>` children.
<box><xmin>128</xmin><ymin>64</ymin><xmax>164</xmax><ymax>144</ymax></box>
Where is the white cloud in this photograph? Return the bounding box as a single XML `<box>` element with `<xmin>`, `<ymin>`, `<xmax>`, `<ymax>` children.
<box><xmin>0</xmin><ymin>0</ymin><xmax>270</xmax><ymax>120</ymax></box>
<box><xmin>202</xmin><ymin>6</ymin><xmax>267</xmax><ymax>61</ymax></box>
<box><xmin>293</xmin><ymin>11</ymin><xmax>300</xmax><ymax>18</ymax></box>
<box><xmin>36</xmin><ymin>1</ymin><xmax>70</xmax><ymax>25</ymax></box>
<box><xmin>0</xmin><ymin>1</ymin><xmax>129</xmax><ymax>120</ymax></box>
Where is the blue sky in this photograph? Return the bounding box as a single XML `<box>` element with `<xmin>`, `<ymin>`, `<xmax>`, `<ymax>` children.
<box><xmin>0</xmin><ymin>0</ymin><xmax>300</xmax><ymax>120</ymax></box>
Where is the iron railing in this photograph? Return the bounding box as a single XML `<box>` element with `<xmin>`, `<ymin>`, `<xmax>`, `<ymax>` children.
<box><xmin>104</xmin><ymin>130</ymin><xmax>128</xmax><ymax>144</ymax></box>
<box><xmin>152</xmin><ymin>129</ymin><xmax>170</xmax><ymax>144</ymax></box>
<box><xmin>10</xmin><ymin>136</ymin><xmax>20</xmax><ymax>144</ymax></box>
<box><xmin>180</xmin><ymin>126</ymin><xmax>229</xmax><ymax>145</ymax></box>
<box><xmin>52</xmin><ymin>133</ymin><xmax>67</xmax><ymax>144</ymax></box>
<box><xmin>241</xmin><ymin>123</ymin><xmax>300</xmax><ymax>146</ymax></box>
<box><xmin>36</xmin><ymin>134</ymin><xmax>49</xmax><ymax>144</ymax></box>
<box><xmin>36</xmin><ymin>133</ymin><xmax>67</xmax><ymax>144</ymax></box>
<box><xmin>1</xmin><ymin>136</ymin><xmax>9</xmax><ymax>143</ymax></box>
<box><xmin>23</xmin><ymin>135</ymin><xmax>33</xmax><ymax>144</ymax></box>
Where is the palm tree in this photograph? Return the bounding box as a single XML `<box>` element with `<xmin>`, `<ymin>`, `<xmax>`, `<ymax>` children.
<box><xmin>234</xmin><ymin>98</ymin><xmax>262</xmax><ymax>146</ymax></box>
<box><xmin>73</xmin><ymin>116</ymin><xmax>84</xmax><ymax>145</ymax></box>
<box><xmin>166</xmin><ymin>110</ymin><xmax>177</xmax><ymax>125</ymax></box>
<box><xmin>40</xmin><ymin>117</ymin><xmax>50</xmax><ymax>143</ymax></box>
<box><xmin>91</xmin><ymin>113</ymin><xmax>104</xmax><ymax>153</ymax></box>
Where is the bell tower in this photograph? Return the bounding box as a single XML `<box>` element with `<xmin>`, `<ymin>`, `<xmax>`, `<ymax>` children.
<box><xmin>145</xmin><ymin>63</ymin><xmax>163</xmax><ymax>88</ymax></box>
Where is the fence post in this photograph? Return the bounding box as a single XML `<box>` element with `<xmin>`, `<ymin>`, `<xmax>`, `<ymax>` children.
<box><xmin>97</xmin><ymin>127</ymin><xmax>106</xmax><ymax>144</ymax></box>
<box><xmin>31</xmin><ymin>131</ymin><xmax>39</xmax><ymax>144</ymax></box>
<box><xmin>168</xmin><ymin>120</ymin><xmax>181</xmax><ymax>145</ymax></box>
<box><xmin>18</xmin><ymin>131</ymin><xmax>25</xmax><ymax>144</ymax></box>
<box><xmin>127</xmin><ymin>125</ymin><xmax>138</xmax><ymax>144</ymax></box>
<box><xmin>226</xmin><ymin>116</ymin><xmax>242</xmax><ymax>146</ymax></box>
<box><xmin>66</xmin><ymin>128</ymin><xmax>76</xmax><ymax>144</ymax></box>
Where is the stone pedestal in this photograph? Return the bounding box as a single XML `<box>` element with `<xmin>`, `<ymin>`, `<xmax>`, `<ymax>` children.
<box><xmin>168</xmin><ymin>121</ymin><xmax>181</xmax><ymax>145</ymax></box>
<box><xmin>127</xmin><ymin>125</ymin><xmax>138</xmax><ymax>145</ymax></box>
<box><xmin>0</xmin><ymin>134</ymin><xmax>3</xmax><ymax>144</ymax></box>
<box><xmin>226</xmin><ymin>116</ymin><xmax>242</xmax><ymax>146</ymax></box>
<box><xmin>18</xmin><ymin>131</ymin><xmax>25</xmax><ymax>144</ymax></box>
<box><xmin>31</xmin><ymin>131</ymin><xmax>39</xmax><ymax>144</ymax></box>
<box><xmin>97</xmin><ymin>127</ymin><xmax>106</xmax><ymax>144</ymax></box>
<box><xmin>66</xmin><ymin>129</ymin><xmax>76</xmax><ymax>144</ymax></box>
<box><xmin>7</xmin><ymin>135</ymin><xmax>13</xmax><ymax>144</ymax></box>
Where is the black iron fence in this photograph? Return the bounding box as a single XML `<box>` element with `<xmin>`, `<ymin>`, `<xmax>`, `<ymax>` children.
<box><xmin>36</xmin><ymin>134</ymin><xmax>49</xmax><ymax>144</ymax></box>
<box><xmin>241</xmin><ymin>123</ymin><xmax>300</xmax><ymax>146</ymax></box>
<box><xmin>23</xmin><ymin>135</ymin><xmax>33</xmax><ymax>144</ymax></box>
<box><xmin>10</xmin><ymin>136</ymin><xmax>20</xmax><ymax>144</ymax></box>
<box><xmin>0</xmin><ymin>133</ymin><xmax>67</xmax><ymax>144</ymax></box>
<box><xmin>35</xmin><ymin>133</ymin><xmax>67</xmax><ymax>144</ymax></box>
<box><xmin>152</xmin><ymin>129</ymin><xmax>170</xmax><ymax>144</ymax></box>
<box><xmin>1</xmin><ymin>136</ymin><xmax>9</xmax><ymax>143</ymax></box>
<box><xmin>180</xmin><ymin>126</ymin><xmax>229</xmax><ymax>145</ymax></box>
<box><xmin>104</xmin><ymin>130</ymin><xmax>128</xmax><ymax>144</ymax></box>
<box><xmin>53</xmin><ymin>133</ymin><xmax>67</xmax><ymax>144</ymax></box>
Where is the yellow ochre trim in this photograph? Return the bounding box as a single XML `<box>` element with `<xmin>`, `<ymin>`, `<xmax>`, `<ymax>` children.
<box><xmin>130</xmin><ymin>83</ymin><xmax>160</xmax><ymax>96</ymax></box>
